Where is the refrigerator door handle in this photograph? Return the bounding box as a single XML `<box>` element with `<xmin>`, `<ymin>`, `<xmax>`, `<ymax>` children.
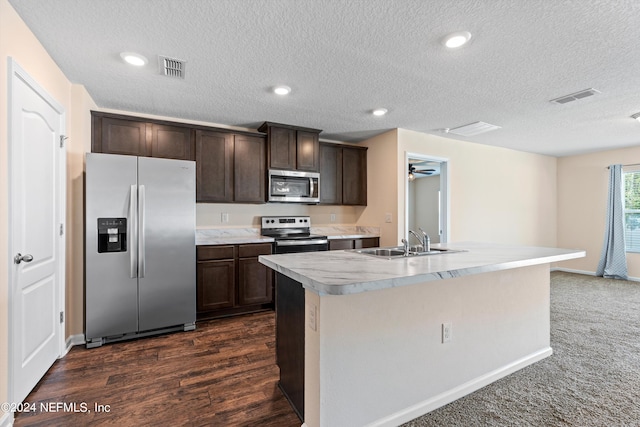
<box><xmin>129</xmin><ymin>184</ymin><xmax>138</xmax><ymax>278</ymax></box>
<box><xmin>138</xmin><ymin>184</ymin><xmax>146</xmax><ymax>278</ymax></box>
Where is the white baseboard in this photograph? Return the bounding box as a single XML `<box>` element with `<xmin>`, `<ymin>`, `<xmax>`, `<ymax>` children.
<box><xmin>62</xmin><ymin>333</ymin><xmax>86</xmax><ymax>357</ymax></box>
<box><xmin>551</xmin><ymin>267</ymin><xmax>640</xmax><ymax>282</ymax></box>
<box><xmin>551</xmin><ymin>267</ymin><xmax>595</xmax><ymax>275</ymax></box>
<box><xmin>0</xmin><ymin>411</ymin><xmax>13</xmax><ymax>427</ymax></box>
<box><xmin>367</xmin><ymin>347</ymin><xmax>553</xmax><ymax>427</ymax></box>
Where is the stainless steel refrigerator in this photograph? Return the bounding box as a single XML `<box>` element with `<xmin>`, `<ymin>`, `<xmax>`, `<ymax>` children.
<box><xmin>85</xmin><ymin>153</ymin><xmax>196</xmax><ymax>348</ymax></box>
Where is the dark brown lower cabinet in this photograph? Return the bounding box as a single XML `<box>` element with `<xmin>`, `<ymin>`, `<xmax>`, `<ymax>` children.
<box><xmin>238</xmin><ymin>245</ymin><xmax>273</xmax><ymax>305</ymax></box>
<box><xmin>197</xmin><ymin>243</ymin><xmax>273</xmax><ymax>320</ymax></box>
<box><xmin>328</xmin><ymin>237</ymin><xmax>380</xmax><ymax>251</ymax></box>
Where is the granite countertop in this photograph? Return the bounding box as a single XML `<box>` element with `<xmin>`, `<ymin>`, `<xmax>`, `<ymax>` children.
<box><xmin>196</xmin><ymin>228</ymin><xmax>273</xmax><ymax>245</ymax></box>
<box><xmin>196</xmin><ymin>225</ymin><xmax>380</xmax><ymax>246</ymax></box>
<box><xmin>312</xmin><ymin>226</ymin><xmax>380</xmax><ymax>240</ymax></box>
<box><xmin>258</xmin><ymin>242</ymin><xmax>585</xmax><ymax>296</ymax></box>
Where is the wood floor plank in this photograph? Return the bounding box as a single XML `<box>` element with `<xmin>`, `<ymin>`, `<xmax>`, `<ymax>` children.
<box><xmin>13</xmin><ymin>311</ymin><xmax>300</xmax><ymax>427</ymax></box>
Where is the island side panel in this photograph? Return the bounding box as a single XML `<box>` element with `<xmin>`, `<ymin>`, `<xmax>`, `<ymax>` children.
<box><xmin>305</xmin><ymin>264</ymin><xmax>551</xmax><ymax>427</ymax></box>
<box><xmin>275</xmin><ymin>272</ymin><xmax>305</xmax><ymax>421</ymax></box>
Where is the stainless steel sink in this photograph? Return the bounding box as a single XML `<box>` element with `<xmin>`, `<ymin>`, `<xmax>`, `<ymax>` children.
<box><xmin>353</xmin><ymin>246</ymin><xmax>465</xmax><ymax>259</ymax></box>
<box><xmin>364</xmin><ymin>248</ymin><xmax>406</xmax><ymax>257</ymax></box>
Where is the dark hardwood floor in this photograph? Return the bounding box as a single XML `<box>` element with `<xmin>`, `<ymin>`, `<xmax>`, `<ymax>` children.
<box><xmin>14</xmin><ymin>311</ymin><xmax>300</xmax><ymax>427</ymax></box>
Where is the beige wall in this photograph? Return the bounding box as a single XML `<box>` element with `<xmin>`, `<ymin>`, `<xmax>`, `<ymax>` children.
<box><xmin>358</xmin><ymin>130</ymin><xmax>399</xmax><ymax>246</ymax></box>
<box><xmin>557</xmin><ymin>145</ymin><xmax>640</xmax><ymax>277</ymax></box>
<box><xmin>397</xmin><ymin>129</ymin><xmax>558</xmax><ymax>247</ymax></box>
<box><xmin>0</xmin><ymin>0</ymin><xmax>95</xmax><ymax>414</ymax></box>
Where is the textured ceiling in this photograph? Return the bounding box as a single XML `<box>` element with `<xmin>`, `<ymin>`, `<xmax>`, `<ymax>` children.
<box><xmin>8</xmin><ymin>0</ymin><xmax>640</xmax><ymax>157</ymax></box>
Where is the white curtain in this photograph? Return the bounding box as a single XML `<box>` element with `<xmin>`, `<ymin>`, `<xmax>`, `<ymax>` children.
<box><xmin>596</xmin><ymin>164</ymin><xmax>628</xmax><ymax>280</ymax></box>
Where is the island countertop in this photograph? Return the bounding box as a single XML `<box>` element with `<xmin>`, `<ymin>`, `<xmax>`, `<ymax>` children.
<box><xmin>259</xmin><ymin>242</ymin><xmax>585</xmax><ymax>295</ymax></box>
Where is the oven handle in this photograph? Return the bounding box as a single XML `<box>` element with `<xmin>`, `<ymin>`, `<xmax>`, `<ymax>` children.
<box><xmin>276</xmin><ymin>239</ymin><xmax>329</xmax><ymax>246</ymax></box>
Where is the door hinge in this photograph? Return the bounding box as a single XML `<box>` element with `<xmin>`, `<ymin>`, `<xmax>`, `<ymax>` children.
<box><xmin>60</xmin><ymin>224</ymin><xmax>64</xmax><ymax>236</ymax></box>
<box><xmin>60</xmin><ymin>311</ymin><xmax>64</xmax><ymax>323</ymax></box>
<box><xmin>60</xmin><ymin>135</ymin><xmax>68</xmax><ymax>148</ymax></box>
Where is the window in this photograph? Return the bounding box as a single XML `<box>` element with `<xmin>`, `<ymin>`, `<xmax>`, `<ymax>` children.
<box><xmin>624</xmin><ymin>167</ymin><xmax>640</xmax><ymax>252</ymax></box>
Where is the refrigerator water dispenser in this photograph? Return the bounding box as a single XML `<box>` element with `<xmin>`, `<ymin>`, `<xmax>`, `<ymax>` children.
<box><xmin>97</xmin><ymin>218</ymin><xmax>127</xmax><ymax>253</ymax></box>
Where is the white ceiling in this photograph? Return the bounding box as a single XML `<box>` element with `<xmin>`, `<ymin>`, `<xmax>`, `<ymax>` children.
<box><xmin>9</xmin><ymin>0</ymin><xmax>640</xmax><ymax>157</ymax></box>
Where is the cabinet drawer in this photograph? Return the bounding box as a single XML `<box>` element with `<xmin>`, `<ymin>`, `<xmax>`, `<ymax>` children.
<box><xmin>197</xmin><ymin>245</ymin><xmax>235</xmax><ymax>261</ymax></box>
<box><xmin>238</xmin><ymin>243</ymin><xmax>272</xmax><ymax>258</ymax></box>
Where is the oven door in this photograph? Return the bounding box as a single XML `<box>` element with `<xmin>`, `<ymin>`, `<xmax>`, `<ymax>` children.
<box><xmin>268</xmin><ymin>169</ymin><xmax>320</xmax><ymax>203</ymax></box>
<box><xmin>274</xmin><ymin>239</ymin><xmax>329</xmax><ymax>254</ymax></box>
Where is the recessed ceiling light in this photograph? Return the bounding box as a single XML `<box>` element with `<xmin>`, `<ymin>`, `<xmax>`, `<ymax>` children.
<box><xmin>442</xmin><ymin>31</ymin><xmax>472</xmax><ymax>49</ymax></box>
<box><xmin>372</xmin><ymin>108</ymin><xmax>388</xmax><ymax>116</ymax></box>
<box><xmin>120</xmin><ymin>52</ymin><xmax>148</xmax><ymax>66</ymax></box>
<box><xmin>273</xmin><ymin>85</ymin><xmax>291</xmax><ymax>95</ymax></box>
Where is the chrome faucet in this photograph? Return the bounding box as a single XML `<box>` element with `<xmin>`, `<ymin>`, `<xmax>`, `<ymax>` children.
<box><xmin>408</xmin><ymin>230</ymin><xmax>424</xmax><ymax>251</ymax></box>
<box><xmin>408</xmin><ymin>229</ymin><xmax>431</xmax><ymax>253</ymax></box>
<box><xmin>419</xmin><ymin>228</ymin><xmax>431</xmax><ymax>252</ymax></box>
<box><xmin>401</xmin><ymin>238</ymin><xmax>410</xmax><ymax>256</ymax></box>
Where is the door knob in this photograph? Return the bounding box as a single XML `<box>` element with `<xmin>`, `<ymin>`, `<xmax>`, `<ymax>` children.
<box><xmin>14</xmin><ymin>253</ymin><xmax>34</xmax><ymax>264</ymax></box>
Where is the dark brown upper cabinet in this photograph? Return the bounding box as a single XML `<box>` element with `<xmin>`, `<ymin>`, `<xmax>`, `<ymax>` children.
<box><xmin>91</xmin><ymin>111</ymin><xmax>195</xmax><ymax>161</ymax></box>
<box><xmin>94</xmin><ymin>115</ymin><xmax>148</xmax><ymax>156</ymax></box>
<box><xmin>233</xmin><ymin>135</ymin><xmax>266</xmax><ymax>203</ymax></box>
<box><xmin>319</xmin><ymin>142</ymin><xmax>367</xmax><ymax>206</ymax></box>
<box><xmin>91</xmin><ymin>111</ymin><xmax>265</xmax><ymax>204</ymax></box>
<box><xmin>319</xmin><ymin>143</ymin><xmax>342</xmax><ymax>204</ymax></box>
<box><xmin>258</xmin><ymin>122</ymin><xmax>321</xmax><ymax>172</ymax></box>
<box><xmin>150</xmin><ymin>124</ymin><xmax>194</xmax><ymax>160</ymax></box>
<box><xmin>195</xmin><ymin>130</ymin><xmax>266</xmax><ymax>204</ymax></box>
<box><xmin>196</xmin><ymin>130</ymin><xmax>234</xmax><ymax>202</ymax></box>
<box><xmin>342</xmin><ymin>145</ymin><xmax>367</xmax><ymax>205</ymax></box>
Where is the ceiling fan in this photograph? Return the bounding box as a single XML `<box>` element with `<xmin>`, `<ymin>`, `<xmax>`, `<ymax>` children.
<box><xmin>408</xmin><ymin>164</ymin><xmax>436</xmax><ymax>181</ymax></box>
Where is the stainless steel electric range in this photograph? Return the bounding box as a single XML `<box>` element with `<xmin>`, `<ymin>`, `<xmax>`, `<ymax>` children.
<box><xmin>261</xmin><ymin>216</ymin><xmax>329</xmax><ymax>254</ymax></box>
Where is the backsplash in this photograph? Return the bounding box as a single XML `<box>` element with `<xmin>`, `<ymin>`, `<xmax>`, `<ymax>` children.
<box><xmin>196</xmin><ymin>203</ymin><xmax>366</xmax><ymax>228</ymax></box>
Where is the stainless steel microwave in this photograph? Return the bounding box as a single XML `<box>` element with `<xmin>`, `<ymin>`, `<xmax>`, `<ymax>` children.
<box><xmin>268</xmin><ymin>169</ymin><xmax>320</xmax><ymax>203</ymax></box>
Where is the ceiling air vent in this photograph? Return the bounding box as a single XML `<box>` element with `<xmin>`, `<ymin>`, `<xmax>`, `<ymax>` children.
<box><xmin>446</xmin><ymin>121</ymin><xmax>501</xmax><ymax>137</ymax></box>
<box><xmin>158</xmin><ymin>56</ymin><xmax>186</xmax><ymax>79</ymax></box>
<box><xmin>550</xmin><ymin>88</ymin><xmax>600</xmax><ymax>104</ymax></box>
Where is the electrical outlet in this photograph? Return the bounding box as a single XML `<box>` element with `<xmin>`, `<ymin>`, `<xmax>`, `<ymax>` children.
<box><xmin>442</xmin><ymin>322</ymin><xmax>452</xmax><ymax>343</ymax></box>
<box><xmin>221</xmin><ymin>213</ymin><xmax>229</xmax><ymax>223</ymax></box>
<box><xmin>330</xmin><ymin>213</ymin><xmax>336</xmax><ymax>222</ymax></box>
<box><xmin>385</xmin><ymin>213</ymin><xmax>393</xmax><ymax>223</ymax></box>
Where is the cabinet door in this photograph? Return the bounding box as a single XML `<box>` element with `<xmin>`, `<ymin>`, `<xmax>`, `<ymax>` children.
<box><xmin>234</xmin><ymin>135</ymin><xmax>266</xmax><ymax>203</ymax></box>
<box><xmin>342</xmin><ymin>147</ymin><xmax>367</xmax><ymax>206</ymax></box>
<box><xmin>150</xmin><ymin>124</ymin><xmax>194</xmax><ymax>160</ymax></box>
<box><xmin>296</xmin><ymin>131</ymin><xmax>319</xmax><ymax>172</ymax></box>
<box><xmin>98</xmin><ymin>117</ymin><xmax>149</xmax><ymax>156</ymax></box>
<box><xmin>269</xmin><ymin>126</ymin><xmax>296</xmax><ymax>170</ymax></box>
<box><xmin>238</xmin><ymin>257</ymin><xmax>273</xmax><ymax>305</ymax></box>
<box><xmin>319</xmin><ymin>143</ymin><xmax>342</xmax><ymax>204</ymax></box>
<box><xmin>197</xmin><ymin>260</ymin><xmax>236</xmax><ymax>311</ymax></box>
<box><xmin>195</xmin><ymin>130</ymin><xmax>233</xmax><ymax>202</ymax></box>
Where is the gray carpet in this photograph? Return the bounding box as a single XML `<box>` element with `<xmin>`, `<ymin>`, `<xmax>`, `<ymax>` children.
<box><xmin>402</xmin><ymin>271</ymin><xmax>640</xmax><ymax>427</ymax></box>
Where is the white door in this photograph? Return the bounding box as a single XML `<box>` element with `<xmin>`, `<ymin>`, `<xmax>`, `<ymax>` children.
<box><xmin>9</xmin><ymin>59</ymin><xmax>66</xmax><ymax>405</ymax></box>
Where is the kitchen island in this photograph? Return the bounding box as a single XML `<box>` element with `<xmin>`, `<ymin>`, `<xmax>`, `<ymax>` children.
<box><xmin>259</xmin><ymin>242</ymin><xmax>585</xmax><ymax>427</ymax></box>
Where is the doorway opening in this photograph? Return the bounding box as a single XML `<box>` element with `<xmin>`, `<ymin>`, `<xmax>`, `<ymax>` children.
<box><xmin>405</xmin><ymin>153</ymin><xmax>449</xmax><ymax>244</ymax></box>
